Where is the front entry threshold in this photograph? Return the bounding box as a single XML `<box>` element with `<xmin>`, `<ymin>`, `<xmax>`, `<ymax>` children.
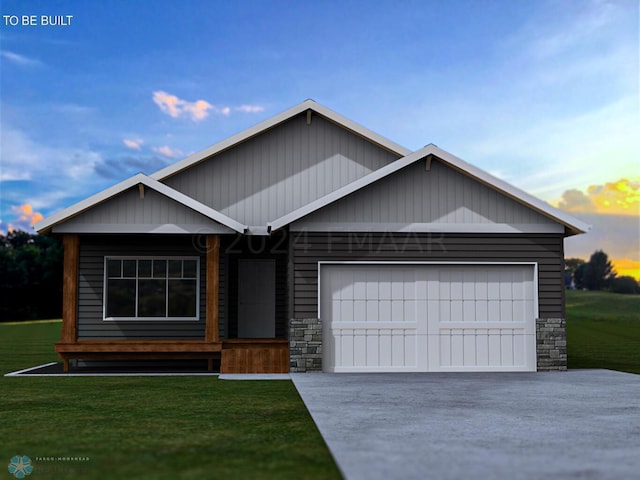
<box><xmin>220</xmin><ymin>339</ymin><xmax>289</xmax><ymax>374</ymax></box>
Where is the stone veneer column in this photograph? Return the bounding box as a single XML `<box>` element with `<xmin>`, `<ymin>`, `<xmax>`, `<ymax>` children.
<box><xmin>536</xmin><ymin>318</ymin><xmax>567</xmax><ymax>371</ymax></box>
<box><xmin>289</xmin><ymin>318</ymin><xmax>323</xmax><ymax>372</ymax></box>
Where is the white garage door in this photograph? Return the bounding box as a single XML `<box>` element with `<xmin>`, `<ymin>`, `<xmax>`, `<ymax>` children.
<box><xmin>320</xmin><ymin>263</ymin><xmax>537</xmax><ymax>372</ymax></box>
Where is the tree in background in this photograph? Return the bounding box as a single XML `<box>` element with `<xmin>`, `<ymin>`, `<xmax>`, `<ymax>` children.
<box><xmin>0</xmin><ymin>231</ymin><xmax>63</xmax><ymax>321</ymax></box>
<box><xmin>583</xmin><ymin>250</ymin><xmax>616</xmax><ymax>291</ymax></box>
<box><xmin>609</xmin><ymin>276</ymin><xmax>640</xmax><ymax>294</ymax></box>
<box><xmin>564</xmin><ymin>258</ymin><xmax>585</xmax><ymax>289</ymax></box>
<box><xmin>565</xmin><ymin>250</ymin><xmax>634</xmax><ymax>293</ymax></box>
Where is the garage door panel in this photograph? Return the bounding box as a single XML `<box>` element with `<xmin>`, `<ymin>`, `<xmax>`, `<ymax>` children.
<box><xmin>488</xmin><ymin>330</ymin><xmax>502</xmax><ymax>366</ymax></box>
<box><xmin>321</xmin><ymin>264</ymin><xmax>537</xmax><ymax>373</ymax></box>
<box><xmin>463</xmin><ymin>300</ymin><xmax>475</xmax><ymax>320</ymax></box>
<box><xmin>475</xmin><ymin>300</ymin><xmax>488</xmax><ymax>322</ymax></box>
<box><xmin>339</xmin><ymin>301</ymin><xmax>353</xmax><ymax>322</ymax></box>
<box><xmin>366</xmin><ymin>332</ymin><xmax>379</xmax><ymax>366</ymax></box>
<box><xmin>378</xmin><ymin>300</ymin><xmax>392</xmax><ymax>321</ymax></box>
<box><xmin>353</xmin><ymin>278</ymin><xmax>366</xmax><ymax>299</ymax></box>
<box><xmin>512</xmin><ymin>334</ymin><xmax>525</xmax><ymax>365</ymax></box>
<box><xmin>353</xmin><ymin>330</ymin><xmax>367</xmax><ymax>367</ymax></box>
<box><xmin>366</xmin><ymin>300</ymin><xmax>379</xmax><ymax>321</ymax></box>
<box><xmin>379</xmin><ymin>330</ymin><xmax>392</xmax><ymax>366</ymax></box>
<box><xmin>339</xmin><ymin>330</ymin><xmax>354</xmax><ymax>367</ymax></box>
<box><xmin>476</xmin><ymin>330</ymin><xmax>489</xmax><ymax>365</ymax></box>
<box><xmin>488</xmin><ymin>300</ymin><xmax>501</xmax><ymax>320</ymax></box>
<box><xmin>463</xmin><ymin>332</ymin><xmax>477</xmax><ymax>366</ymax></box>
<box><xmin>436</xmin><ymin>328</ymin><xmax>532</xmax><ymax>370</ymax></box>
<box><xmin>501</xmin><ymin>332</ymin><xmax>515</xmax><ymax>365</ymax></box>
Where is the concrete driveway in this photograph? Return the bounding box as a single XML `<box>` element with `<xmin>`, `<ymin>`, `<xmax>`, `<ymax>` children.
<box><xmin>291</xmin><ymin>370</ymin><xmax>640</xmax><ymax>480</ymax></box>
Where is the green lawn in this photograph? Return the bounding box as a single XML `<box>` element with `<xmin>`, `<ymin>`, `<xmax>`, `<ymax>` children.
<box><xmin>0</xmin><ymin>321</ymin><xmax>341</xmax><ymax>480</ymax></box>
<box><xmin>2</xmin><ymin>292</ymin><xmax>637</xmax><ymax>478</ymax></box>
<box><xmin>566</xmin><ymin>290</ymin><xmax>640</xmax><ymax>374</ymax></box>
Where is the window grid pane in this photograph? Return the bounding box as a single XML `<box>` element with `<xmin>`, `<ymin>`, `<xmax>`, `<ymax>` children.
<box><xmin>105</xmin><ymin>257</ymin><xmax>198</xmax><ymax>320</ymax></box>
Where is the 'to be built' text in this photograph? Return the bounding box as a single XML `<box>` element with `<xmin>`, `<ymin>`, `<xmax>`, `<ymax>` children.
<box><xmin>3</xmin><ymin>15</ymin><xmax>74</xmax><ymax>26</ymax></box>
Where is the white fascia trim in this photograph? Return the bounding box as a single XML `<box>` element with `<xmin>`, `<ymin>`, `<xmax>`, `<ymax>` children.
<box><xmin>52</xmin><ymin>224</ymin><xmax>235</xmax><ymax>234</ymax></box>
<box><xmin>307</xmin><ymin>101</ymin><xmax>411</xmax><ymax>156</ymax></box>
<box><xmin>269</xmin><ymin>146</ymin><xmax>432</xmax><ymax>231</ymax></box>
<box><xmin>142</xmin><ymin>176</ymin><xmax>246</xmax><ymax>232</ymax></box>
<box><xmin>290</xmin><ymin>222</ymin><xmax>565</xmax><ymax>234</ymax></box>
<box><xmin>150</xmin><ymin>99</ymin><xmax>410</xmax><ymax>181</ymax></box>
<box><xmin>270</xmin><ymin>144</ymin><xmax>590</xmax><ymax>235</ymax></box>
<box><xmin>427</xmin><ymin>145</ymin><xmax>591</xmax><ymax>235</ymax></box>
<box><xmin>35</xmin><ymin>173</ymin><xmax>246</xmax><ymax>234</ymax></box>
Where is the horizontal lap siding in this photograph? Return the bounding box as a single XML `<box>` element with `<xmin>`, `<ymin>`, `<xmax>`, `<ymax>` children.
<box><xmin>292</xmin><ymin>233</ymin><xmax>564</xmax><ymax>319</ymax></box>
<box><xmin>78</xmin><ymin>235</ymin><xmax>226</xmax><ymax>339</ymax></box>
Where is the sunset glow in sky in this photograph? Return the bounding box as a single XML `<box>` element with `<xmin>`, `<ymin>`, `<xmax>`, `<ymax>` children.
<box><xmin>1</xmin><ymin>0</ymin><xmax>638</xmax><ymax>278</ymax></box>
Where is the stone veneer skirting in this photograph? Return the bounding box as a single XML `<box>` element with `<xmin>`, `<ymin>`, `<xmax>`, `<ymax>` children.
<box><xmin>536</xmin><ymin>317</ymin><xmax>567</xmax><ymax>371</ymax></box>
<box><xmin>289</xmin><ymin>318</ymin><xmax>323</xmax><ymax>372</ymax></box>
<box><xmin>290</xmin><ymin>316</ymin><xmax>567</xmax><ymax>372</ymax></box>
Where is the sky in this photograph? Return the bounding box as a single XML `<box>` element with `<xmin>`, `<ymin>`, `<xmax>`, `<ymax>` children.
<box><xmin>1</xmin><ymin>0</ymin><xmax>638</xmax><ymax>278</ymax></box>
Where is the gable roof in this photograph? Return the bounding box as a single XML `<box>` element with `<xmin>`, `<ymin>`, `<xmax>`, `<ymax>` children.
<box><xmin>267</xmin><ymin>144</ymin><xmax>590</xmax><ymax>236</ymax></box>
<box><xmin>150</xmin><ymin>99</ymin><xmax>411</xmax><ymax>181</ymax></box>
<box><xmin>36</xmin><ymin>100</ymin><xmax>589</xmax><ymax>238</ymax></box>
<box><xmin>35</xmin><ymin>173</ymin><xmax>246</xmax><ymax>234</ymax></box>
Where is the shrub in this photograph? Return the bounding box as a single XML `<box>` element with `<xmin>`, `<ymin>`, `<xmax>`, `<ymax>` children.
<box><xmin>610</xmin><ymin>276</ymin><xmax>640</xmax><ymax>295</ymax></box>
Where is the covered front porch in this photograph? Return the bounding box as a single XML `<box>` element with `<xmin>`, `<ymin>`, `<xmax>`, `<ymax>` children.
<box><xmin>56</xmin><ymin>234</ymin><xmax>290</xmax><ymax>373</ymax></box>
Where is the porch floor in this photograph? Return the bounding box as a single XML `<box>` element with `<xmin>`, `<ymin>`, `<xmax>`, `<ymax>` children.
<box><xmin>55</xmin><ymin>338</ymin><xmax>289</xmax><ymax>374</ymax></box>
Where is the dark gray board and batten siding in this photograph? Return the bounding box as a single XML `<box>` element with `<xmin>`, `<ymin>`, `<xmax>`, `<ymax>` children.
<box><xmin>77</xmin><ymin>235</ymin><xmax>225</xmax><ymax>340</ymax></box>
<box><xmin>291</xmin><ymin>233</ymin><xmax>565</xmax><ymax>319</ymax></box>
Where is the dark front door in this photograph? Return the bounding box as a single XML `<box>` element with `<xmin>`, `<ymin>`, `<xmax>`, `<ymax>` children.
<box><xmin>237</xmin><ymin>259</ymin><xmax>276</xmax><ymax>338</ymax></box>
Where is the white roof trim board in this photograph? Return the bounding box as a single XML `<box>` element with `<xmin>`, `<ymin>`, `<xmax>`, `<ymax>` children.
<box><xmin>268</xmin><ymin>144</ymin><xmax>590</xmax><ymax>236</ymax></box>
<box><xmin>37</xmin><ymin>100</ymin><xmax>589</xmax><ymax>237</ymax></box>
<box><xmin>150</xmin><ymin>99</ymin><xmax>411</xmax><ymax>181</ymax></box>
<box><xmin>35</xmin><ymin>173</ymin><xmax>247</xmax><ymax>234</ymax></box>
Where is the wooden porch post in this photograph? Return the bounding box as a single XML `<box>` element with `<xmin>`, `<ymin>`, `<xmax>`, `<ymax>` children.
<box><xmin>205</xmin><ymin>235</ymin><xmax>220</xmax><ymax>343</ymax></box>
<box><xmin>61</xmin><ymin>234</ymin><xmax>79</xmax><ymax>344</ymax></box>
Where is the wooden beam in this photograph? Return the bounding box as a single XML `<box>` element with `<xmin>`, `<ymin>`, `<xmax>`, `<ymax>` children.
<box><xmin>306</xmin><ymin>109</ymin><xmax>312</xmax><ymax>125</ymax></box>
<box><xmin>138</xmin><ymin>183</ymin><xmax>145</xmax><ymax>199</ymax></box>
<box><xmin>205</xmin><ymin>235</ymin><xmax>220</xmax><ymax>343</ymax></box>
<box><xmin>61</xmin><ymin>234</ymin><xmax>79</xmax><ymax>344</ymax></box>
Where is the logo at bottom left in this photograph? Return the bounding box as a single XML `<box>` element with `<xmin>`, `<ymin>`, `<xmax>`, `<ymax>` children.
<box><xmin>7</xmin><ymin>456</ymin><xmax>33</xmax><ymax>479</ymax></box>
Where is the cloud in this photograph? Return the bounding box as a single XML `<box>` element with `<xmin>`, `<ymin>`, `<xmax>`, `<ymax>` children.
<box><xmin>0</xmin><ymin>50</ymin><xmax>42</xmax><ymax>67</ymax></box>
<box><xmin>555</xmin><ymin>178</ymin><xmax>640</xmax><ymax>215</ymax></box>
<box><xmin>123</xmin><ymin>138</ymin><xmax>144</xmax><ymax>150</ymax></box>
<box><xmin>236</xmin><ymin>105</ymin><xmax>265</xmax><ymax>113</ymax></box>
<box><xmin>564</xmin><ymin>213</ymin><xmax>639</xmax><ymax>276</ymax></box>
<box><xmin>521</xmin><ymin>1</ymin><xmax>618</xmax><ymax>61</ymax></box>
<box><xmin>152</xmin><ymin>91</ymin><xmax>213</xmax><ymax>121</ymax></box>
<box><xmin>152</xmin><ymin>145</ymin><xmax>183</xmax><ymax>158</ymax></box>
<box><xmin>151</xmin><ymin>91</ymin><xmax>262</xmax><ymax>120</ymax></box>
<box><xmin>5</xmin><ymin>204</ymin><xmax>45</xmax><ymax>232</ymax></box>
<box><xmin>0</xmin><ymin>123</ymin><xmax>101</xmax><ymax>182</ymax></box>
<box><xmin>0</xmin><ymin>123</ymin><xmax>112</xmax><ymax>231</ymax></box>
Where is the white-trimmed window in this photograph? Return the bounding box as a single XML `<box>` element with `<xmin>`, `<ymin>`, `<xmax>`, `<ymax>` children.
<box><xmin>104</xmin><ymin>257</ymin><xmax>200</xmax><ymax>320</ymax></box>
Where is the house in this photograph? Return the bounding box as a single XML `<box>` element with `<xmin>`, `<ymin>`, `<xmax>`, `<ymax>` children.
<box><xmin>36</xmin><ymin>100</ymin><xmax>589</xmax><ymax>373</ymax></box>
